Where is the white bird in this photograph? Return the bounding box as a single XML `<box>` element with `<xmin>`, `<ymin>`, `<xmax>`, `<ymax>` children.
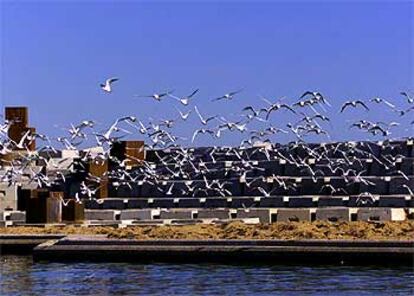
<box><xmin>212</xmin><ymin>89</ymin><xmax>243</xmax><ymax>102</ymax></box>
<box><xmin>100</xmin><ymin>77</ymin><xmax>119</xmax><ymax>93</ymax></box>
<box><xmin>194</xmin><ymin>106</ymin><xmax>217</xmax><ymax>125</ymax></box>
<box><xmin>175</xmin><ymin>107</ymin><xmax>191</xmax><ymax>121</ymax></box>
<box><xmin>169</xmin><ymin>89</ymin><xmax>199</xmax><ymax>106</ymax></box>
<box><xmin>340</xmin><ymin>100</ymin><xmax>369</xmax><ymax>113</ymax></box>
<box><xmin>369</xmin><ymin>97</ymin><xmax>395</xmax><ymax>109</ymax></box>
<box><xmin>135</xmin><ymin>90</ymin><xmax>173</xmax><ymax>101</ymax></box>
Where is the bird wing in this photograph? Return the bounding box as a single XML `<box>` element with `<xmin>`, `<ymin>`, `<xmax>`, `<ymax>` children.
<box><xmin>356</xmin><ymin>101</ymin><xmax>370</xmax><ymax>111</ymax></box>
<box><xmin>300</xmin><ymin>91</ymin><xmax>313</xmax><ymax>98</ymax></box>
<box><xmin>188</xmin><ymin>89</ymin><xmax>199</xmax><ymax>98</ymax></box>
<box><xmin>106</xmin><ymin>77</ymin><xmax>119</xmax><ymax>84</ymax></box>
<box><xmin>229</xmin><ymin>89</ymin><xmax>243</xmax><ymax>96</ymax></box>
<box><xmin>340</xmin><ymin>102</ymin><xmax>352</xmax><ymax>112</ymax></box>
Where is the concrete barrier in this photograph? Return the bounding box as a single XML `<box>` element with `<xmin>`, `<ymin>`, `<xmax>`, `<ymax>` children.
<box><xmin>85</xmin><ymin>209</ymin><xmax>117</xmax><ymax>221</ymax></box>
<box><xmin>277</xmin><ymin>209</ymin><xmax>312</xmax><ymax>222</ymax></box>
<box><xmin>357</xmin><ymin>208</ymin><xmax>406</xmax><ymax>221</ymax></box>
<box><xmin>197</xmin><ymin>209</ymin><xmax>230</xmax><ymax>219</ymax></box>
<box><xmin>315</xmin><ymin>208</ymin><xmax>355</xmax><ymax>222</ymax></box>
<box><xmin>236</xmin><ymin>209</ymin><xmax>277</xmax><ymax>223</ymax></box>
<box><xmin>2</xmin><ymin>210</ymin><xmax>26</xmax><ymax>222</ymax></box>
<box><xmin>120</xmin><ymin>209</ymin><xmax>159</xmax><ymax>220</ymax></box>
<box><xmin>159</xmin><ymin>210</ymin><xmax>195</xmax><ymax>220</ymax></box>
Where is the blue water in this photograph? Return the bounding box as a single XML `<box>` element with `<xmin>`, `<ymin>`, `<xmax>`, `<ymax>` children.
<box><xmin>0</xmin><ymin>256</ymin><xmax>413</xmax><ymax>295</ymax></box>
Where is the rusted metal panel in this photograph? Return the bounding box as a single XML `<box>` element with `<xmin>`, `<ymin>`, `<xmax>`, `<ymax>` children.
<box><xmin>62</xmin><ymin>200</ymin><xmax>85</xmax><ymax>222</ymax></box>
<box><xmin>110</xmin><ymin>141</ymin><xmax>145</xmax><ymax>167</ymax></box>
<box><xmin>5</xmin><ymin>107</ymin><xmax>28</xmax><ymax>126</ymax></box>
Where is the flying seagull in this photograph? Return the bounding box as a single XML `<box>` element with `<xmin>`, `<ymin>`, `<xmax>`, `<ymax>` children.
<box><xmin>135</xmin><ymin>90</ymin><xmax>174</xmax><ymax>101</ymax></box>
<box><xmin>212</xmin><ymin>89</ymin><xmax>243</xmax><ymax>102</ymax></box>
<box><xmin>168</xmin><ymin>89</ymin><xmax>199</xmax><ymax>106</ymax></box>
<box><xmin>340</xmin><ymin>100</ymin><xmax>370</xmax><ymax>113</ymax></box>
<box><xmin>100</xmin><ymin>77</ymin><xmax>119</xmax><ymax>93</ymax></box>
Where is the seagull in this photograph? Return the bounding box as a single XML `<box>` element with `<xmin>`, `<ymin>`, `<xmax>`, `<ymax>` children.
<box><xmin>168</xmin><ymin>89</ymin><xmax>199</xmax><ymax>106</ymax></box>
<box><xmin>369</xmin><ymin>97</ymin><xmax>396</xmax><ymax>109</ymax></box>
<box><xmin>191</xmin><ymin>128</ymin><xmax>215</xmax><ymax>143</ymax></box>
<box><xmin>175</xmin><ymin>107</ymin><xmax>191</xmax><ymax>121</ymax></box>
<box><xmin>300</xmin><ymin>91</ymin><xmax>331</xmax><ymax>106</ymax></box>
<box><xmin>135</xmin><ymin>90</ymin><xmax>174</xmax><ymax>101</ymax></box>
<box><xmin>194</xmin><ymin>106</ymin><xmax>217</xmax><ymax>125</ymax></box>
<box><xmin>100</xmin><ymin>77</ymin><xmax>119</xmax><ymax>93</ymax></box>
<box><xmin>400</xmin><ymin>91</ymin><xmax>414</xmax><ymax>104</ymax></box>
<box><xmin>212</xmin><ymin>89</ymin><xmax>243</xmax><ymax>102</ymax></box>
<box><xmin>340</xmin><ymin>100</ymin><xmax>370</xmax><ymax>112</ymax></box>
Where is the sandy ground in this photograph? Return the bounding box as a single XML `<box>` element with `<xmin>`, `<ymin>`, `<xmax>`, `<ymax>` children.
<box><xmin>1</xmin><ymin>221</ymin><xmax>413</xmax><ymax>240</ymax></box>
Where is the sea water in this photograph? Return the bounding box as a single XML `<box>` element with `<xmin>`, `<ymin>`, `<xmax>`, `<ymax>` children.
<box><xmin>0</xmin><ymin>256</ymin><xmax>413</xmax><ymax>295</ymax></box>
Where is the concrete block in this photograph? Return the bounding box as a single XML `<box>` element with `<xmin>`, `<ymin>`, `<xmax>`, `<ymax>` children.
<box><xmin>0</xmin><ymin>184</ymin><xmax>18</xmax><ymax>211</ymax></box>
<box><xmin>378</xmin><ymin>196</ymin><xmax>407</xmax><ymax>208</ymax></box>
<box><xmin>159</xmin><ymin>210</ymin><xmax>195</xmax><ymax>220</ymax></box>
<box><xmin>288</xmin><ymin>197</ymin><xmax>314</xmax><ymax>208</ymax></box>
<box><xmin>318</xmin><ymin>197</ymin><xmax>345</xmax><ymax>207</ymax></box>
<box><xmin>197</xmin><ymin>209</ymin><xmax>230</xmax><ymax>219</ymax></box>
<box><xmin>85</xmin><ymin>209</ymin><xmax>116</xmax><ymax>221</ymax></box>
<box><xmin>230</xmin><ymin>198</ymin><xmax>257</xmax><ymax>208</ymax></box>
<box><xmin>102</xmin><ymin>199</ymin><xmax>125</xmax><ymax>210</ymax></box>
<box><xmin>178</xmin><ymin>198</ymin><xmax>201</xmax><ymax>208</ymax></box>
<box><xmin>151</xmin><ymin>199</ymin><xmax>175</xmax><ymax>208</ymax></box>
<box><xmin>259</xmin><ymin>197</ymin><xmax>284</xmax><ymax>207</ymax></box>
<box><xmin>3</xmin><ymin>210</ymin><xmax>26</xmax><ymax>222</ymax></box>
<box><xmin>127</xmin><ymin>199</ymin><xmax>148</xmax><ymax>209</ymax></box>
<box><xmin>120</xmin><ymin>209</ymin><xmax>158</xmax><ymax>220</ymax></box>
<box><xmin>204</xmin><ymin>198</ymin><xmax>228</xmax><ymax>208</ymax></box>
<box><xmin>315</xmin><ymin>208</ymin><xmax>352</xmax><ymax>222</ymax></box>
<box><xmin>236</xmin><ymin>209</ymin><xmax>277</xmax><ymax>223</ymax></box>
<box><xmin>357</xmin><ymin>208</ymin><xmax>406</xmax><ymax>222</ymax></box>
<box><xmin>277</xmin><ymin>209</ymin><xmax>312</xmax><ymax>222</ymax></box>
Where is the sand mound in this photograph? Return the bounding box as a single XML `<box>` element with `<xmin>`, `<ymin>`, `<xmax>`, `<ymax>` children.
<box><xmin>1</xmin><ymin>221</ymin><xmax>413</xmax><ymax>240</ymax></box>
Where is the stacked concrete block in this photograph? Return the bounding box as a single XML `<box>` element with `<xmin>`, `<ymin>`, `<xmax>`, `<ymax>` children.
<box><xmin>277</xmin><ymin>209</ymin><xmax>312</xmax><ymax>222</ymax></box>
<box><xmin>236</xmin><ymin>209</ymin><xmax>277</xmax><ymax>223</ymax></box>
<box><xmin>357</xmin><ymin>208</ymin><xmax>406</xmax><ymax>221</ymax></box>
<box><xmin>85</xmin><ymin>209</ymin><xmax>118</xmax><ymax>221</ymax></box>
<box><xmin>120</xmin><ymin>209</ymin><xmax>159</xmax><ymax>220</ymax></box>
<box><xmin>315</xmin><ymin>208</ymin><xmax>354</xmax><ymax>222</ymax></box>
<box><xmin>197</xmin><ymin>209</ymin><xmax>230</xmax><ymax>219</ymax></box>
<box><xmin>159</xmin><ymin>209</ymin><xmax>195</xmax><ymax>220</ymax></box>
<box><xmin>1</xmin><ymin>210</ymin><xmax>26</xmax><ymax>223</ymax></box>
<box><xmin>0</xmin><ymin>183</ymin><xmax>18</xmax><ymax>211</ymax></box>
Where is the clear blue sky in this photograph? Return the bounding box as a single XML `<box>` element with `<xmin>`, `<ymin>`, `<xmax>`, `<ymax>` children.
<box><xmin>1</xmin><ymin>1</ymin><xmax>413</xmax><ymax>146</ymax></box>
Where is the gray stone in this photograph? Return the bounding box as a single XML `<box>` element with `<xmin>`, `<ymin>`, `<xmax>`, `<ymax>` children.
<box><xmin>85</xmin><ymin>210</ymin><xmax>116</xmax><ymax>221</ymax></box>
<box><xmin>236</xmin><ymin>209</ymin><xmax>277</xmax><ymax>223</ymax></box>
<box><xmin>120</xmin><ymin>209</ymin><xmax>157</xmax><ymax>220</ymax></box>
<box><xmin>316</xmin><ymin>208</ymin><xmax>352</xmax><ymax>222</ymax></box>
<box><xmin>277</xmin><ymin>209</ymin><xmax>312</xmax><ymax>222</ymax></box>
<box><xmin>3</xmin><ymin>211</ymin><xmax>26</xmax><ymax>222</ymax></box>
<box><xmin>357</xmin><ymin>208</ymin><xmax>406</xmax><ymax>221</ymax></box>
<box><xmin>197</xmin><ymin>209</ymin><xmax>230</xmax><ymax>219</ymax></box>
<box><xmin>159</xmin><ymin>210</ymin><xmax>194</xmax><ymax>220</ymax></box>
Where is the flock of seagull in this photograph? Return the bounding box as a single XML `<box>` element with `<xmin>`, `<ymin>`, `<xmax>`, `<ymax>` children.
<box><xmin>0</xmin><ymin>77</ymin><xmax>413</xmax><ymax>204</ymax></box>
